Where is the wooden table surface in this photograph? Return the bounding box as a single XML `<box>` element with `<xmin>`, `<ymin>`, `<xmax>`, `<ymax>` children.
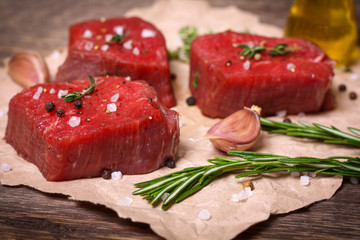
<box><xmin>1</xmin><ymin>0</ymin><xmax>360</xmax><ymax>239</ymax></box>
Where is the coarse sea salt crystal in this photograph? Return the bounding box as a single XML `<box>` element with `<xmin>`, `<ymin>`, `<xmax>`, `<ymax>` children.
<box><xmin>118</xmin><ymin>197</ymin><xmax>133</xmax><ymax>206</ymax></box>
<box><xmin>83</xmin><ymin>29</ymin><xmax>93</xmax><ymax>38</ymax></box>
<box><xmin>133</xmin><ymin>47</ymin><xmax>140</xmax><ymax>55</ymax></box>
<box><xmin>243</xmin><ymin>60</ymin><xmax>250</xmax><ymax>70</ymax></box>
<box><xmin>198</xmin><ymin>209</ymin><xmax>211</xmax><ymax>220</ymax></box>
<box><xmin>49</xmin><ymin>88</ymin><xmax>56</xmax><ymax>94</ymax></box>
<box><xmin>244</xmin><ymin>186</ymin><xmax>254</xmax><ymax>197</ymax></box>
<box><xmin>238</xmin><ymin>190</ymin><xmax>248</xmax><ymax>200</ymax></box>
<box><xmin>276</xmin><ymin>110</ymin><xmax>287</xmax><ymax>118</ymax></box>
<box><xmin>68</xmin><ymin>116</ymin><xmax>81</xmax><ymax>127</ymax></box>
<box><xmin>232</xmin><ymin>194</ymin><xmax>240</xmax><ymax>202</ymax></box>
<box><xmin>125</xmin><ymin>76</ymin><xmax>131</xmax><ymax>81</ymax></box>
<box><xmin>123</xmin><ymin>40</ymin><xmax>133</xmax><ymax>50</ymax></box>
<box><xmin>58</xmin><ymin>89</ymin><xmax>68</xmax><ymax>99</ymax></box>
<box><xmin>111</xmin><ymin>171</ymin><xmax>123</xmax><ymax>180</ymax></box>
<box><xmin>105</xmin><ymin>34</ymin><xmax>113</xmax><ymax>42</ymax></box>
<box><xmin>350</xmin><ymin>177</ymin><xmax>359</xmax><ymax>185</ymax></box>
<box><xmin>1</xmin><ymin>163</ymin><xmax>11</xmax><ymax>172</ymax></box>
<box><xmin>84</xmin><ymin>41</ymin><xmax>94</xmax><ymax>51</ymax></box>
<box><xmin>107</xmin><ymin>103</ymin><xmax>117</xmax><ymax>112</ymax></box>
<box><xmin>114</xmin><ymin>25</ymin><xmax>124</xmax><ymax>35</ymax></box>
<box><xmin>300</xmin><ymin>175</ymin><xmax>310</xmax><ymax>186</ymax></box>
<box><xmin>33</xmin><ymin>87</ymin><xmax>43</xmax><ymax>100</ymax></box>
<box><xmin>141</xmin><ymin>29</ymin><xmax>156</xmax><ymax>38</ymax></box>
<box><xmin>101</xmin><ymin>44</ymin><xmax>109</xmax><ymax>52</ymax></box>
<box><xmin>287</xmin><ymin>63</ymin><xmax>296</xmax><ymax>71</ymax></box>
<box><xmin>110</xmin><ymin>93</ymin><xmax>119</xmax><ymax>102</ymax></box>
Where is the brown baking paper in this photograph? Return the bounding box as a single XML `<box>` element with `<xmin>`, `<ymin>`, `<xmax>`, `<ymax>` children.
<box><xmin>1</xmin><ymin>1</ymin><xmax>360</xmax><ymax>239</ymax></box>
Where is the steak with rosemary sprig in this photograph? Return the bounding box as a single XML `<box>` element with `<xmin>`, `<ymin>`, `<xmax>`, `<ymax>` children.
<box><xmin>5</xmin><ymin>76</ymin><xmax>179</xmax><ymax>181</ymax></box>
<box><xmin>189</xmin><ymin>31</ymin><xmax>336</xmax><ymax>118</ymax></box>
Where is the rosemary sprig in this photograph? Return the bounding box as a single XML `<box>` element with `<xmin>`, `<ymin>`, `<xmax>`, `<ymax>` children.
<box><xmin>168</xmin><ymin>26</ymin><xmax>199</xmax><ymax>62</ymax></box>
<box><xmin>62</xmin><ymin>75</ymin><xmax>104</xmax><ymax>102</ymax></box>
<box><xmin>237</xmin><ymin>42</ymin><xmax>297</xmax><ymax>59</ymax></box>
<box><xmin>133</xmin><ymin>150</ymin><xmax>360</xmax><ymax>210</ymax></box>
<box><xmin>260</xmin><ymin>117</ymin><xmax>360</xmax><ymax>148</ymax></box>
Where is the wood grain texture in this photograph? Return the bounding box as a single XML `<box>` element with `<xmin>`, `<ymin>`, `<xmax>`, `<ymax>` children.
<box><xmin>1</xmin><ymin>0</ymin><xmax>360</xmax><ymax>239</ymax></box>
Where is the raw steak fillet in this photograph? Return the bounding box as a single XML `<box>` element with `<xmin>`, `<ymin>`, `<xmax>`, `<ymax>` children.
<box><xmin>189</xmin><ymin>31</ymin><xmax>335</xmax><ymax>118</ymax></box>
<box><xmin>5</xmin><ymin>76</ymin><xmax>179</xmax><ymax>181</ymax></box>
<box><xmin>56</xmin><ymin>17</ymin><xmax>176</xmax><ymax>108</ymax></box>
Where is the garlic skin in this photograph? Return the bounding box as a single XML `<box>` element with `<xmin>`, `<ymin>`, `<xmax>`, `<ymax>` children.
<box><xmin>6</xmin><ymin>51</ymin><xmax>50</xmax><ymax>88</ymax></box>
<box><xmin>205</xmin><ymin>106</ymin><xmax>261</xmax><ymax>152</ymax></box>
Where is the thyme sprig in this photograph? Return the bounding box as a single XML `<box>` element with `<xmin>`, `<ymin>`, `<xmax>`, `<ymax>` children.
<box><xmin>237</xmin><ymin>42</ymin><xmax>297</xmax><ymax>59</ymax></box>
<box><xmin>133</xmin><ymin>150</ymin><xmax>360</xmax><ymax>210</ymax></box>
<box><xmin>168</xmin><ymin>26</ymin><xmax>199</xmax><ymax>62</ymax></box>
<box><xmin>62</xmin><ymin>75</ymin><xmax>104</xmax><ymax>102</ymax></box>
<box><xmin>260</xmin><ymin>118</ymin><xmax>360</xmax><ymax>148</ymax></box>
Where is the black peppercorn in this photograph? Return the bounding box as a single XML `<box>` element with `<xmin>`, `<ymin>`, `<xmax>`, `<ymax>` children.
<box><xmin>56</xmin><ymin>108</ymin><xmax>65</xmax><ymax>117</ymax></box>
<box><xmin>338</xmin><ymin>84</ymin><xmax>347</xmax><ymax>92</ymax></box>
<box><xmin>148</xmin><ymin>98</ymin><xmax>152</xmax><ymax>103</ymax></box>
<box><xmin>349</xmin><ymin>91</ymin><xmax>357</xmax><ymax>100</ymax></box>
<box><xmin>45</xmin><ymin>102</ymin><xmax>55</xmax><ymax>112</ymax></box>
<box><xmin>166</xmin><ymin>158</ymin><xmax>176</xmax><ymax>168</ymax></box>
<box><xmin>186</xmin><ymin>96</ymin><xmax>196</xmax><ymax>106</ymax></box>
<box><xmin>101</xmin><ymin>169</ymin><xmax>112</xmax><ymax>179</ymax></box>
<box><xmin>283</xmin><ymin>118</ymin><xmax>292</xmax><ymax>123</ymax></box>
<box><xmin>74</xmin><ymin>100</ymin><xmax>82</xmax><ymax>109</ymax></box>
<box><xmin>170</xmin><ymin>73</ymin><xmax>177</xmax><ymax>81</ymax></box>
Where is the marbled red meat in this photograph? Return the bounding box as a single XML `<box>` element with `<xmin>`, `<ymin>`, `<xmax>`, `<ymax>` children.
<box><xmin>5</xmin><ymin>76</ymin><xmax>179</xmax><ymax>181</ymax></box>
<box><xmin>189</xmin><ymin>31</ymin><xmax>335</xmax><ymax>118</ymax></box>
<box><xmin>56</xmin><ymin>17</ymin><xmax>176</xmax><ymax>108</ymax></box>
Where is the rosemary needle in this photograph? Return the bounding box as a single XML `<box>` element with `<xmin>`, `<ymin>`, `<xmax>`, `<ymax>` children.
<box><xmin>260</xmin><ymin>117</ymin><xmax>360</xmax><ymax>148</ymax></box>
<box><xmin>133</xmin><ymin>151</ymin><xmax>360</xmax><ymax>210</ymax></box>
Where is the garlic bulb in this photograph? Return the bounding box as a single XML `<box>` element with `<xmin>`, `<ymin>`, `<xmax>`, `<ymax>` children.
<box><xmin>205</xmin><ymin>105</ymin><xmax>261</xmax><ymax>152</ymax></box>
<box><xmin>6</xmin><ymin>51</ymin><xmax>50</xmax><ymax>88</ymax></box>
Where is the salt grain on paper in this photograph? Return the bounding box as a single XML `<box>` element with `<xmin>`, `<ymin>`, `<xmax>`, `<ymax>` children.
<box><xmin>111</xmin><ymin>171</ymin><xmax>123</xmax><ymax>180</ymax></box>
<box><xmin>276</xmin><ymin>110</ymin><xmax>287</xmax><ymax>118</ymax></box>
<box><xmin>238</xmin><ymin>190</ymin><xmax>248</xmax><ymax>200</ymax></box>
<box><xmin>123</xmin><ymin>40</ymin><xmax>133</xmax><ymax>50</ymax></box>
<box><xmin>107</xmin><ymin>103</ymin><xmax>117</xmax><ymax>112</ymax></box>
<box><xmin>83</xmin><ymin>29</ymin><xmax>93</xmax><ymax>38</ymax></box>
<box><xmin>1</xmin><ymin>163</ymin><xmax>11</xmax><ymax>172</ymax></box>
<box><xmin>118</xmin><ymin>197</ymin><xmax>133</xmax><ymax>206</ymax></box>
<box><xmin>232</xmin><ymin>194</ymin><xmax>240</xmax><ymax>202</ymax></box>
<box><xmin>243</xmin><ymin>60</ymin><xmax>250</xmax><ymax>70</ymax></box>
<box><xmin>33</xmin><ymin>87</ymin><xmax>43</xmax><ymax>100</ymax></box>
<box><xmin>58</xmin><ymin>89</ymin><xmax>68</xmax><ymax>99</ymax></box>
<box><xmin>300</xmin><ymin>175</ymin><xmax>310</xmax><ymax>186</ymax></box>
<box><xmin>244</xmin><ymin>186</ymin><xmax>254</xmax><ymax>197</ymax></box>
<box><xmin>141</xmin><ymin>29</ymin><xmax>156</xmax><ymax>38</ymax></box>
<box><xmin>110</xmin><ymin>93</ymin><xmax>120</xmax><ymax>102</ymax></box>
<box><xmin>198</xmin><ymin>209</ymin><xmax>211</xmax><ymax>220</ymax></box>
<box><xmin>68</xmin><ymin>116</ymin><xmax>81</xmax><ymax>127</ymax></box>
<box><xmin>51</xmin><ymin>50</ymin><xmax>61</xmax><ymax>59</ymax></box>
<box><xmin>101</xmin><ymin>44</ymin><xmax>109</xmax><ymax>52</ymax></box>
<box><xmin>133</xmin><ymin>47</ymin><xmax>140</xmax><ymax>55</ymax></box>
<box><xmin>114</xmin><ymin>26</ymin><xmax>124</xmax><ymax>35</ymax></box>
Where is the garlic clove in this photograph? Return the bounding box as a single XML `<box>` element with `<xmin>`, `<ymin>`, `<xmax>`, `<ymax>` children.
<box><xmin>6</xmin><ymin>51</ymin><xmax>50</xmax><ymax>88</ymax></box>
<box><xmin>205</xmin><ymin>105</ymin><xmax>261</xmax><ymax>152</ymax></box>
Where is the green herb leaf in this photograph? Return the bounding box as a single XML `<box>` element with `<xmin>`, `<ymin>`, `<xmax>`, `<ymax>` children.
<box><xmin>62</xmin><ymin>75</ymin><xmax>104</xmax><ymax>102</ymax></box>
<box><xmin>193</xmin><ymin>71</ymin><xmax>199</xmax><ymax>88</ymax></box>
<box><xmin>111</xmin><ymin>32</ymin><xmax>125</xmax><ymax>43</ymax></box>
<box><xmin>133</xmin><ymin>150</ymin><xmax>360</xmax><ymax>210</ymax></box>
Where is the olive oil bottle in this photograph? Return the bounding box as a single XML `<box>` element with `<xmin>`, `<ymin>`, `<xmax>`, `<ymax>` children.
<box><xmin>284</xmin><ymin>0</ymin><xmax>359</xmax><ymax>67</ymax></box>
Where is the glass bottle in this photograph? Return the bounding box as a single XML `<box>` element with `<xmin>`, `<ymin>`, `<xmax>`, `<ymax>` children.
<box><xmin>284</xmin><ymin>0</ymin><xmax>359</xmax><ymax>67</ymax></box>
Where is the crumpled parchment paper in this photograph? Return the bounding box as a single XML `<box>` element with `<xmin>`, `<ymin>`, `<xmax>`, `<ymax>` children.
<box><xmin>1</xmin><ymin>1</ymin><xmax>360</xmax><ymax>239</ymax></box>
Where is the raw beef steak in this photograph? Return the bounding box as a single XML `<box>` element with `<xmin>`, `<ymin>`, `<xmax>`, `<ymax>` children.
<box><xmin>5</xmin><ymin>76</ymin><xmax>179</xmax><ymax>181</ymax></box>
<box><xmin>189</xmin><ymin>31</ymin><xmax>335</xmax><ymax>118</ymax></box>
<box><xmin>56</xmin><ymin>17</ymin><xmax>176</xmax><ymax>108</ymax></box>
